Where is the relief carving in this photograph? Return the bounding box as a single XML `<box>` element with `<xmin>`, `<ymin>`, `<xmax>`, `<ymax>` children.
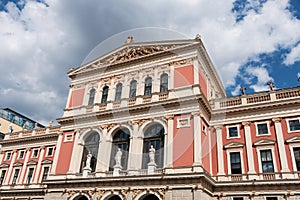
<box><xmin>102</xmin><ymin>45</ymin><xmax>175</xmax><ymax>65</ymax></box>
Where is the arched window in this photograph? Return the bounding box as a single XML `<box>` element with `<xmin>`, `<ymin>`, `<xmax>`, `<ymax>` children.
<box><xmin>101</xmin><ymin>86</ymin><xmax>109</xmax><ymax>103</ymax></box>
<box><xmin>80</xmin><ymin>132</ymin><xmax>99</xmax><ymax>173</ymax></box>
<box><xmin>142</xmin><ymin>124</ymin><xmax>165</xmax><ymax>169</ymax></box>
<box><xmin>129</xmin><ymin>80</ymin><xmax>137</xmax><ymax>98</ymax></box>
<box><xmin>109</xmin><ymin>128</ymin><xmax>130</xmax><ymax>171</ymax></box>
<box><xmin>141</xmin><ymin>194</ymin><xmax>160</xmax><ymax>200</ymax></box>
<box><xmin>107</xmin><ymin>195</ymin><xmax>122</xmax><ymax>200</ymax></box>
<box><xmin>88</xmin><ymin>88</ymin><xmax>96</xmax><ymax>106</ymax></box>
<box><xmin>115</xmin><ymin>83</ymin><xmax>122</xmax><ymax>101</ymax></box>
<box><xmin>144</xmin><ymin>77</ymin><xmax>152</xmax><ymax>95</ymax></box>
<box><xmin>160</xmin><ymin>73</ymin><xmax>168</xmax><ymax>92</ymax></box>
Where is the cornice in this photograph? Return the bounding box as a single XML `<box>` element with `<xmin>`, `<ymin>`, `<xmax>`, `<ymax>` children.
<box><xmin>57</xmin><ymin>93</ymin><xmax>211</xmax><ymax>126</ymax></box>
<box><xmin>0</xmin><ymin>133</ymin><xmax>58</xmax><ymax>145</ymax></box>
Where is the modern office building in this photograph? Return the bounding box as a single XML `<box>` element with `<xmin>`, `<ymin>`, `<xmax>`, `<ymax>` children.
<box><xmin>0</xmin><ymin>36</ymin><xmax>300</xmax><ymax>200</ymax></box>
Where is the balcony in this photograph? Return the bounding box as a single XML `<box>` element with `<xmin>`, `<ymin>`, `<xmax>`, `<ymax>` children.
<box><xmin>212</xmin><ymin>86</ymin><xmax>300</xmax><ymax>110</ymax></box>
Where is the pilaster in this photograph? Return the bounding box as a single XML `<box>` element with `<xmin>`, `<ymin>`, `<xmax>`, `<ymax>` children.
<box><xmin>272</xmin><ymin>118</ymin><xmax>291</xmax><ymax>175</ymax></box>
<box><xmin>18</xmin><ymin>148</ymin><xmax>31</xmax><ymax>184</ymax></box>
<box><xmin>50</xmin><ymin>132</ymin><xmax>63</xmax><ymax>174</ymax></box>
<box><xmin>165</xmin><ymin>115</ymin><xmax>174</xmax><ymax>173</ymax></box>
<box><xmin>192</xmin><ymin>112</ymin><xmax>202</xmax><ymax>172</ymax></box>
<box><xmin>243</xmin><ymin>121</ymin><xmax>256</xmax><ymax>176</ymax></box>
<box><xmin>4</xmin><ymin>149</ymin><xmax>17</xmax><ymax>185</ymax></box>
<box><xmin>32</xmin><ymin>145</ymin><xmax>46</xmax><ymax>183</ymax></box>
<box><xmin>215</xmin><ymin>125</ymin><xmax>225</xmax><ymax>176</ymax></box>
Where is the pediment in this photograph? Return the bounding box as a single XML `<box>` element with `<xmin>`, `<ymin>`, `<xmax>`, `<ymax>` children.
<box><xmin>253</xmin><ymin>139</ymin><xmax>275</xmax><ymax>146</ymax></box>
<box><xmin>27</xmin><ymin>160</ymin><xmax>37</xmax><ymax>166</ymax></box>
<box><xmin>13</xmin><ymin>162</ymin><xmax>23</xmax><ymax>167</ymax></box>
<box><xmin>0</xmin><ymin>163</ymin><xmax>9</xmax><ymax>168</ymax></box>
<box><xmin>41</xmin><ymin>159</ymin><xmax>53</xmax><ymax>164</ymax></box>
<box><xmin>69</xmin><ymin>39</ymin><xmax>199</xmax><ymax>76</ymax></box>
<box><xmin>224</xmin><ymin>142</ymin><xmax>244</xmax><ymax>149</ymax></box>
<box><xmin>286</xmin><ymin>135</ymin><xmax>300</xmax><ymax>143</ymax></box>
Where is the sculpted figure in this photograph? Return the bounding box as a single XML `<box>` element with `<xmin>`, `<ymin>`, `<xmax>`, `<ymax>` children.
<box><xmin>149</xmin><ymin>145</ymin><xmax>156</xmax><ymax>164</ymax></box>
<box><xmin>115</xmin><ymin>148</ymin><xmax>122</xmax><ymax>166</ymax></box>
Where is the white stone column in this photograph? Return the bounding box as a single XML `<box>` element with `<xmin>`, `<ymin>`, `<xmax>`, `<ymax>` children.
<box><xmin>50</xmin><ymin>132</ymin><xmax>63</xmax><ymax>175</ymax></box>
<box><xmin>68</xmin><ymin>131</ymin><xmax>82</xmax><ymax>174</ymax></box>
<box><xmin>243</xmin><ymin>122</ymin><xmax>256</xmax><ymax>175</ymax></box>
<box><xmin>106</xmin><ymin>80</ymin><xmax>114</xmax><ymax>109</ymax></box>
<box><xmin>169</xmin><ymin>66</ymin><xmax>174</xmax><ymax>90</ymax></box>
<box><xmin>4</xmin><ymin>149</ymin><xmax>17</xmax><ymax>185</ymax></box>
<box><xmin>153</xmin><ymin>67</ymin><xmax>160</xmax><ymax>93</ymax></box>
<box><xmin>17</xmin><ymin>148</ymin><xmax>31</xmax><ymax>184</ymax></box>
<box><xmin>193</xmin><ymin>112</ymin><xmax>202</xmax><ymax>172</ymax></box>
<box><xmin>165</xmin><ymin>115</ymin><xmax>174</xmax><ymax>172</ymax></box>
<box><xmin>127</xmin><ymin>120</ymin><xmax>143</xmax><ymax>174</ymax></box>
<box><xmin>215</xmin><ymin>126</ymin><xmax>225</xmax><ymax>176</ymax></box>
<box><xmin>272</xmin><ymin>118</ymin><xmax>290</xmax><ymax>174</ymax></box>
<box><xmin>33</xmin><ymin>146</ymin><xmax>46</xmax><ymax>183</ymax></box>
<box><xmin>136</xmin><ymin>71</ymin><xmax>144</xmax><ymax>104</ymax></box>
<box><xmin>96</xmin><ymin>126</ymin><xmax>111</xmax><ymax>173</ymax></box>
<box><xmin>121</xmin><ymin>75</ymin><xmax>130</xmax><ymax>107</ymax></box>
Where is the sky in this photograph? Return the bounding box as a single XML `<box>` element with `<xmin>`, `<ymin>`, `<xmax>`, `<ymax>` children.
<box><xmin>0</xmin><ymin>0</ymin><xmax>300</xmax><ymax>125</ymax></box>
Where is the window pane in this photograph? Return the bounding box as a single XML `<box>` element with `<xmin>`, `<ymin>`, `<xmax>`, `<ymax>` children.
<box><xmin>129</xmin><ymin>80</ymin><xmax>137</xmax><ymax>98</ymax></box>
<box><xmin>144</xmin><ymin>77</ymin><xmax>152</xmax><ymax>95</ymax></box>
<box><xmin>101</xmin><ymin>86</ymin><xmax>109</xmax><ymax>103</ymax></box>
<box><xmin>230</xmin><ymin>152</ymin><xmax>242</xmax><ymax>174</ymax></box>
<box><xmin>289</xmin><ymin>120</ymin><xmax>300</xmax><ymax>131</ymax></box>
<box><xmin>115</xmin><ymin>83</ymin><xmax>122</xmax><ymax>101</ymax></box>
<box><xmin>261</xmin><ymin>150</ymin><xmax>274</xmax><ymax>173</ymax></box>
<box><xmin>142</xmin><ymin>124</ymin><xmax>165</xmax><ymax>169</ymax></box>
<box><xmin>228</xmin><ymin>127</ymin><xmax>238</xmax><ymax>137</ymax></box>
<box><xmin>160</xmin><ymin>74</ymin><xmax>168</xmax><ymax>92</ymax></box>
<box><xmin>257</xmin><ymin>123</ymin><xmax>268</xmax><ymax>135</ymax></box>
<box><xmin>294</xmin><ymin>147</ymin><xmax>300</xmax><ymax>171</ymax></box>
<box><xmin>109</xmin><ymin>128</ymin><xmax>130</xmax><ymax>171</ymax></box>
<box><xmin>88</xmin><ymin>88</ymin><xmax>96</xmax><ymax>105</ymax></box>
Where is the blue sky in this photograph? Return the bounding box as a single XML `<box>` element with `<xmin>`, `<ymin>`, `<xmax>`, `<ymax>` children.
<box><xmin>0</xmin><ymin>0</ymin><xmax>300</xmax><ymax>124</ymax></box>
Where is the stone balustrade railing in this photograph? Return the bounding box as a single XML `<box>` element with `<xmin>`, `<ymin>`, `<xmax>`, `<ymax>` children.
<box><xmin>4</xmin><ymin>126</ymin><xmax>60</xmax><ymax>140</ymax></box>
<box><xmin>213</xmin><ymin>86</ymin><xmax>300</xmax><ymax>109</ymax></box>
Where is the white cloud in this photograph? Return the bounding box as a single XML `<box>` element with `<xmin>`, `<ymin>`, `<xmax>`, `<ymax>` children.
<box><xmin>231</xmin><ymin>84</ymin><xmax>241</xmax><ymax>96</ymax></box>
<box><xmin>284</xmin><ymin>43</ymin><xmax>300</xmax><ymax>65</ymax></box>
<box><xmin>1</xmin><ymin>0</ymin><xmax>300</xmax><ymax>123</ymax></box>
<box><xmin>246</xmin><ymin>66</ymin><xmax>274</xmax><ymax>92</ymax></box>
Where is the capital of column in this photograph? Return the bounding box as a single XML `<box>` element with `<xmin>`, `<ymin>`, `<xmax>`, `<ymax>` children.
<box><xmin>12</xmin><ymin>149</ymin><xmax>17</xmax><ymax>153</ymax></box>
<box><xmin>214</xmin><ymin>125</ymin><xmax>223</xmax><ymax>130</ymax></box>
<box><xmin>40</xmin><ymin>145</ymin><xmax>46</xmax><ymax>150</ymax></box>
<box><xmin>272</xmin><ymin>117</ymin><xmax>282</xmax><ymax>123</ymax></box>
<box><xmin>242</xmin><ymin>121</ymin><xmax>251</xmax><ymax>127</ymax></box>
<box><xmin>191</xmin><ymin>111</ymin><xmax>202</xmax><ymax>117</ymax></box>
<box><xmin>26</xmin><ymin>147</ymin><xmax>31</xmax><ymax>151</ymax></box>
<box><xmin>165</xmin><ymin>114</ymin><xmax>174</xmax><ymax>120</ymax></box>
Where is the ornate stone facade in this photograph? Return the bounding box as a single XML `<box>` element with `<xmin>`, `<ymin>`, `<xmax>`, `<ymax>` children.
<box><xmin>1</xmin><ymin>37</ymin><xmax>300</xmax><ymax>200</ymax></box>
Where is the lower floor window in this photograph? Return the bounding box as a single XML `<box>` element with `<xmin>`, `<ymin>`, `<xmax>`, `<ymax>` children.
<box><xmin>260</xmin><ymin>149</ymin><xmax>274</xmax><ymax>173</ymax></box>
<box><xmin>293</xmin><ymin>147</ymin><xmax>300</xmax><ymax>171</ymax></box>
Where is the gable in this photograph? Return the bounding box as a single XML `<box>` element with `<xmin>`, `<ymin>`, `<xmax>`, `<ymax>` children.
<box><xmin>253</xmin><ymin>139</ymin><xmax>275</xmax><ymax>146</ymax></box>
<box><xmin>224</xmin><ymin>142</ymin><xmax>244</xmax><ymax>149</ymax></box>
<box><xmin>68</xmin><ymin>40</ymin><xmax>199</xmax><ymax>76</ymax></box>
<box><xmin>286</xmin><ymin>135</ymin><xmax>300</xmax><ymax>143</ymax></box>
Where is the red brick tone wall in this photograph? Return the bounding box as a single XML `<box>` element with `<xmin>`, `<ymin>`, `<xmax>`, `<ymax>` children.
<box><xmin>55</xmin><ymin>131</ymin><xmax>75</xmax><ymax>174</ymax></box>
<box><xmin>174</xmin><ymin>65</ymin><xmax>194</xmax><ymax>88</ymax></box>
<box><xmin>173</xmin><ymin>115</ymin><xmax>194</xmax><ymax>167</ymax></box>
<box><xmin>68</xmin><ymin>88</ymin><xmax>85</xmax><ymax>108</ymax></box>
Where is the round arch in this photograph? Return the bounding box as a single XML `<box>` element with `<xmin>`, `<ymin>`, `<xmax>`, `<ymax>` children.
<box><xmin>78</xmin><ymin>128</ymin><xmax>102</xmax><ymax>145</ymax></box>
<box><xmin>135</xmin><ymin>191</ymin><xmax>162</xmax><ymax>200</ymax></box>
<box><xmin>70</xmin><ymin>193</ymin><xmax>91</xmax><ymax>200</ymax></box>
<box><xmin>107</xmin><ymin>124</ymin><xmax>133</xmax><ymax>142</ymax></box>
<box><xmin>100</xmin><ymin>191</ymin><xmax>124</xmax><ymax>200</ymax></box>
<box><xmin>139</xmin><ymin>119</ymin><xmax>167</xmax><ymax>138</ymax></box>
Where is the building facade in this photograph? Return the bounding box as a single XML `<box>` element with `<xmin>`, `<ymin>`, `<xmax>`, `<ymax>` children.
<box><xmin>0</xmin><ymin>36</ymin><xmax>300</xmax><ymax>200</ymax></box>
